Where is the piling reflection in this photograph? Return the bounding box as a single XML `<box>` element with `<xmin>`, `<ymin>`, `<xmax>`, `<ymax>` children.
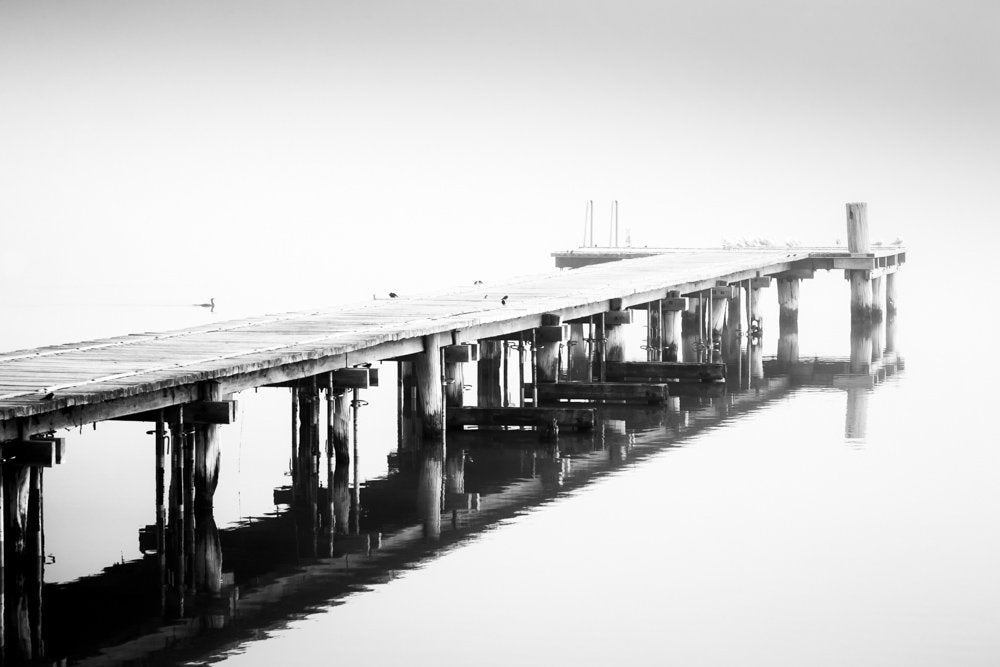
<box><xmin>0</xmin><ymin>345</ymin><xmax>905</xmax><ymax>665</ymax></box>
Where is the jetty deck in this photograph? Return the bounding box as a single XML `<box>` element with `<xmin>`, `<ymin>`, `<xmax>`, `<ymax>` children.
<box><xmin>0</xmin><ymin>245</ymin><xmax>904</xmax><ymax>440</ymax></box>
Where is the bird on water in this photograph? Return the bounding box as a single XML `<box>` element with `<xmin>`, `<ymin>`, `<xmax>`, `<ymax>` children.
<box><xmin>389</xmin><ymin>292</ymin><xmax>399</xmax><ymax>298</ymax></box>
<box><xmin>194</xmin><ymin>298</ymin><xmax>215</xmax><ymax>312</ymax></box>
<box><xmin>501</xmin><ymin>295</ymin><xmax>508</xmax><ymax>306</ymax></box>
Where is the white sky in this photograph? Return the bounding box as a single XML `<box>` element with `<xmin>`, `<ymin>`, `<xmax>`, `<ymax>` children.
<box><xmin>1</xmin><ymin>0</ymin><xmax>997</xmax><ymax>307</ymax></box>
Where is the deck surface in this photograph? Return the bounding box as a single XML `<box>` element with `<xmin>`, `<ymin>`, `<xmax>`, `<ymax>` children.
<box><xmin>0</xmin><ymin>247</ymin><xmax>903</xmax><ymax>426</ymax></box>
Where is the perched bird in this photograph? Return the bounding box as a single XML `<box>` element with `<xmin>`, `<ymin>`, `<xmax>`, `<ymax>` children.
<box><xmin>501</xmin><ymin>295</ymin><xmax>508</xmax><ymax>306</ymax></box>
<box><xmin>359</xmin><ymin>362</ymin><xmax>372</xmax><ymax>368</ymax></box>
<box><xmin>389</xmin><ymin>292</ymin><xmax>398</xmax><ymax>298</ymax></box>
<box><xmin>41</xmin><ymin>392</ymin><xmax>55</xmax><ymax>401</ymax></box>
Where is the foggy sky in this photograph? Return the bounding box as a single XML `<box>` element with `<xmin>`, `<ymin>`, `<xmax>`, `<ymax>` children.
<box><xmin>1</xmin><ymin>0</ymin><xmax>997</xmax><ymax>306</ymax></box>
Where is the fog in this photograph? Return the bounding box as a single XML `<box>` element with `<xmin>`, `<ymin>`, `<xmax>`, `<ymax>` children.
<box><xmin>2</xmin><ymin>0</ymin><xmax>997</xmax><ymax>332</ymax></box>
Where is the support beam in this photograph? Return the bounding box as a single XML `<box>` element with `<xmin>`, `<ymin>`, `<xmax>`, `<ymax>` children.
<box><xmin>112</xmin><ymin>400</ymin><xmax>236</xmax><ymax>424</ymax></box>
<box><xmin>1</xmin><ymin>437</ymin><xmax>65</xmax><ymax>468</ymax></box>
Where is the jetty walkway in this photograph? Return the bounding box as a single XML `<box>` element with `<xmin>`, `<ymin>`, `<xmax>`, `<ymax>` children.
<box><xmin>1</xmin><ymin>245</ymin><xmax>902</xmax><ymax>442</ymax></box>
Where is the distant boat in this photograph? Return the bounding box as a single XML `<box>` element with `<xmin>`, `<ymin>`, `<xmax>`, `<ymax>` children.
<box><xmin>194</xmin><ymin>298</ymin><xmax>215</xmax><ymax>312</ymax></box>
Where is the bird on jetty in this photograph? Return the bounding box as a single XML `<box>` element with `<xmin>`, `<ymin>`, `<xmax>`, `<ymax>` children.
<box><xmin>501</xmin><ymin>295</ymin><xmax>508</xmax><ymax>306</ymax></box>
<box><xmin>194</xmin><ymin>298</ymin><xmax>215</xmax><ymax>312</ymax></box>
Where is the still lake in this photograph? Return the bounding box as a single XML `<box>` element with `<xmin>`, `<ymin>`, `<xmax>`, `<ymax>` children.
<box><xmin>1</xmin><ymin>262</ymin><xmax>997</xmax><ymax>666</ymax></box>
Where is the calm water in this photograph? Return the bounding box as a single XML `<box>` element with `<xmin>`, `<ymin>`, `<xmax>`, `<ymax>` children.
<box><xmin>1</xmin><ymin>266</ymin><xmax>998</xmax><ymax>666</ymax></box>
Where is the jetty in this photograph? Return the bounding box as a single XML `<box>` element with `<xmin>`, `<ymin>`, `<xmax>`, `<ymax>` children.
<box><xmin>0</xmin><ymin>202</ymin><xmax>906</xmax><ymax>662</ymax></box>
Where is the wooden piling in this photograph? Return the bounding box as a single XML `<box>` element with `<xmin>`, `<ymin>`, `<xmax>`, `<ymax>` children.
<box><xmin>194</xmin><ymin>382</ymin><xmax>222</xmax><ymax>510</ymax></box>
<box><xmin>777</xmin><ymin>278</ymin><xmax>800</xmax><ymax>333</ymax></box>
<box><xmin>477</xmin><ymin>339</ymin><xmax>503</xmax><ymax>408</ymax></box>
<box><xmin>415</xmin><ymin>333</ymin><xmax>446</xmax><ymax>439</ymax></box>
<box><xmin>748</xmin><ymin>281</ymin><xmax>764</xmax><ymax>347</ymax></box>
<box><xmin>886</xmin><ymin>272</ymin><xmax>898</xmax><ymax>318</ymax></box>
<box><xmin>445</xmin><ymin>360</ymin><xmax>464</xmax><ymax>408</ymax></box>
<box><xmin>155</xmin><ymin>416</ymin><xmax>167</xmax><ymax>609</ymax></box>
<box><xmin>723</xmin><ymin>287</ymin><xmax>742</xmax><ymax>362</ymax></box>
<box><xmin>663</xmin><ymin>291</ymin><xmax>682</xmax><ymax>362</ymax></box>
<box><xmin>647</xmin><ymin>300</ymin><xmax>662</xmax><ymax>362</ymax></box>
<box><xmin>534</xmin><ymin>336</ymin><xmax>561</xmax><ymax>384</ymax></box>
<box><xmin>681</xmin><ymin>298</ymin><xmax>700</xmax><ymax>362</ymax></box>
<box><xmin>397</xmin><ymin>361</ymin><xmax>418</xmax><ymax>452</ymax></box>
<box><xmin>710</xmin><ymin>289</ymin><xmax>728</xmax><ymax>363</ymax></box>
<box><xmin>847</xmin><ymin>202</ymin><xmax>874</xmax><ymax>325</ymax></box>
<box><xmin>871</xmin><ymin>274</ymin><xmax>885</xmax><ymax>324</ymax></box>
<box><xmin>605</xmin><ymin>316</ymin><xmax>627</xmax><ymax>363</ymax></box>
<box><xmin>568</xmin><ymin>323</ymin><xmax>589</xmax><ymax>381</ymax></box>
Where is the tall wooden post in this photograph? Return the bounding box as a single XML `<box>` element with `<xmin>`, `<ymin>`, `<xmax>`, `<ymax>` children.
<box><xmin>167</xmin><ymin>413</ymin><xmax>186</xmax><ymax>607</ymax></box>
<box><xmin>397</xmin><ymin>361</ymin><xmax>417</xmax><ymax>452</ymax></box>
<box><xmin>723</xmin><ymin>287</ymin><xmax>742</xmax><ymax>363</ymax></box>
<box><xmin>183</xmin><ymin>419</ymin><xmax>195</xmax><ymax>591</ymax></box>
<box><xmin>663</xmin><ymin>291</ymin><xmax>682</xmax><ymax>362</ymax></box>
<box><xmin>517</xmin><ymin>335</ymin><xmax>526</xmax><ymax>406</ymax></box>
<box><xmin>295</xmin><ymin>382</ymin><xmax>320</xmax><ymax>556</ymax></box>
<box><xmin>847</xmin><ymin>202</ymin><xmax>873</xmax><ymax>325</ymax></box>
<box><xmin>647</xmin><ymin>301</ymin><xmax>662</xmax><ymax>362</ymax></box>
<box><xmin>477</xmin><ymin>340</ymin><xmax>502</xmax><ymax>408</ymax></box>
<box><xmin>502</xmin><ymin>342</ymin><xmax>511</xmax><ymax>407</ymax></box>
<box><xmin>328</xmin><ymin>382</ymin><xmax>351</xmax><ymax>536</ymax></box>
<box><xmin>155</xmin><ymin>416</ymin><xmax>167</xmax><ymax>609</ymax></box>
<box><xmin>591</xmin><ymin>313</ymin><xmax>606</xmax><ymax>381</ymax></box>
<box><xmin>194</xmin><ymin>381</ymin><xmax>222</xmax><ymax>511</ymax></box>
<box><xmin>415</xmin><ymin>333</ymin><xmax>446</xmax><ymax>440</ymax></box>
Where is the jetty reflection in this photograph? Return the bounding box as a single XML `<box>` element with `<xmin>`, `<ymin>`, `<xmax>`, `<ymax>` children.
<box><xmin>0</xmin><ymin>350</ymin><xmax>902</xmax><ymax>664</ymax></box>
